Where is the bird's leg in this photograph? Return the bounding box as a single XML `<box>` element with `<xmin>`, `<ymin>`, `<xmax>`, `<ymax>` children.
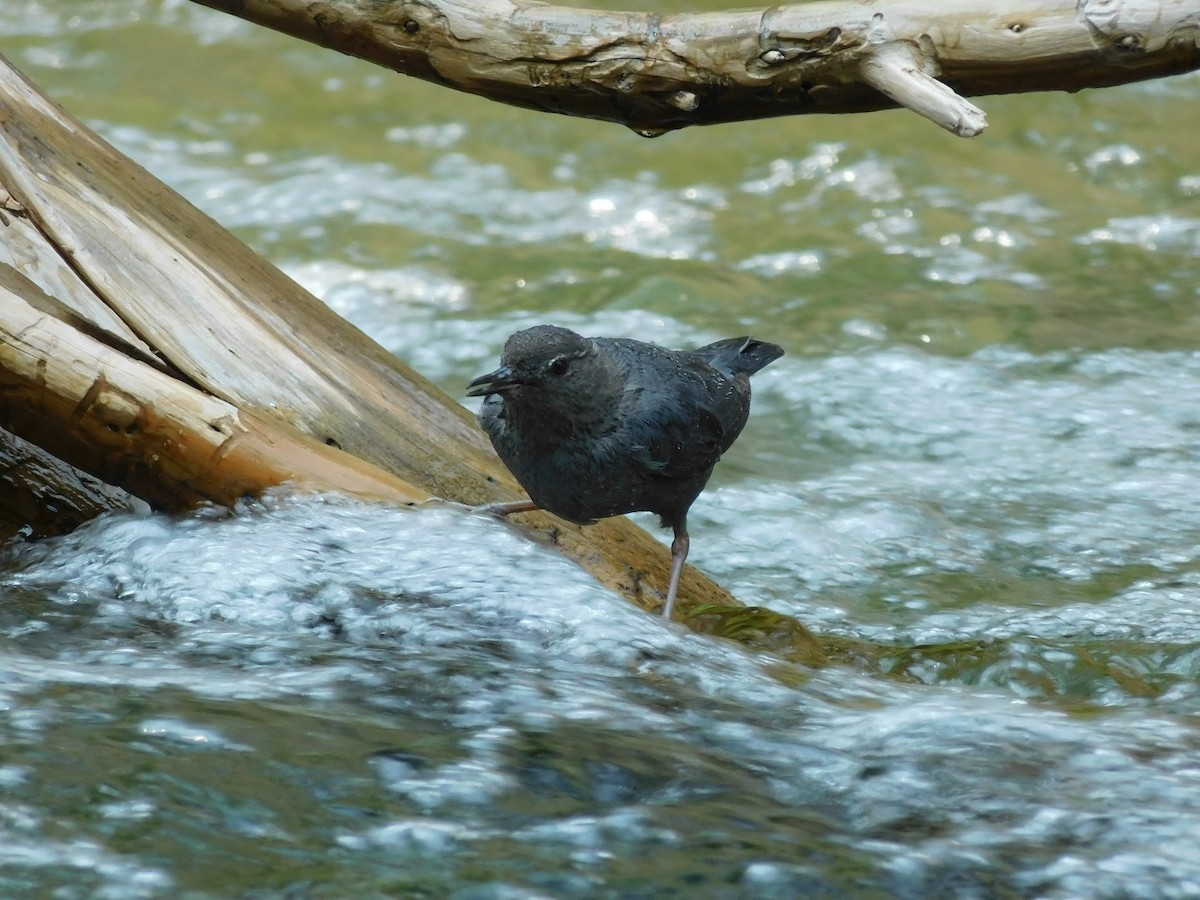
<box><xmin>474</xmin><ymin>499</ymin><xmax>541</xmax><ymax>518</ymax></box>
<box><xmin>662</xmin><ymin>524</ymin><xmax>690</xmax><ymax>620</ymax></box>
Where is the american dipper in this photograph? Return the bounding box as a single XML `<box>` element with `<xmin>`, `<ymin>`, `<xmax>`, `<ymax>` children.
<box><xmin>467</xmin><ymin>325</ymin><xmax>783</xmax><ymax>619</ymax></box>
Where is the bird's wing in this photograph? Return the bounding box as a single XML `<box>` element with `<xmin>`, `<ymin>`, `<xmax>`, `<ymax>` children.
<box><xmin>624</xmin><ymin>357</ymin><xmax>750</xmax><ymax>481</ymax></box>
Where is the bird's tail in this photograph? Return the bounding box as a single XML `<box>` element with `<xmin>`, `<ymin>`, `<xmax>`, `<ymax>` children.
<box><xmin>695</xmin><ymin>336</ymin><xmax>785</xmax><ymax>378</ymax></box>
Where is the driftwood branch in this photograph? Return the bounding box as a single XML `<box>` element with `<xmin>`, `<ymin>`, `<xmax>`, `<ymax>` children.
<box><xmin>190</xmin><ymin>0</ymin><xmax>1200</xmax><ymax>136</ymax></box>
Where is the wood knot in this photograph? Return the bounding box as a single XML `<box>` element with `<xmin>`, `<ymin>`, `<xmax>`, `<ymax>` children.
<box><xmin>668</xmin><ymin>91</ymin><xmax>699</xmax><ymax>112</ymax></box>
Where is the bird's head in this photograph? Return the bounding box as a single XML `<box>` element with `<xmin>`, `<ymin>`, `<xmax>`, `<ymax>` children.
<box><xmin>467</xmin><ymin>325</ymin><xmax>597</xmax><ymax>402</ymax></box>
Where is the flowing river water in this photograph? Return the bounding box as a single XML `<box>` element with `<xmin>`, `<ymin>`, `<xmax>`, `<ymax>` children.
<box><xmin>4</xmin><ymin>2</ymin><xmax>1200</xmax><ymax>896</ymax></box>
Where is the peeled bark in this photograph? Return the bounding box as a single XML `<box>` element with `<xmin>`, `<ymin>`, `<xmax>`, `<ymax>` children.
<box><xmin>189</xmin><ymin>0</ymin><xmax>1200</xmax><ymax>136</ymax></box>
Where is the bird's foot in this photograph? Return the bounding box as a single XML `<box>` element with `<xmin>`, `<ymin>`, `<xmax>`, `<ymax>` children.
<box><xmin>661</xmin><ymin>529</ymin><xmax>690</xmax><ymax>620</ymax></box>
<box><xmin>472</xmin><ymin>499</ymin><xmax>541</xmax><ymax>519</ymax></box>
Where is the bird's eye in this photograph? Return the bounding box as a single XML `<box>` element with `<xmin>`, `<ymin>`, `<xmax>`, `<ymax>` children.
<box><xmin>548</xmin><ymin>356</ymin><xmax>570</xmax><ymax>377</ymax></box>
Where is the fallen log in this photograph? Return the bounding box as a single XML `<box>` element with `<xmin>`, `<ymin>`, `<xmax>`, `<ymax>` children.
<box><xmin>0</xmin><ymin>53</ymin><xmax>830</xmax><ymax>663</ymax></box>
<box><xmin>0</xmin><ymin>425</ymin><xmax>136</xmax><ymax>540</ymax></box>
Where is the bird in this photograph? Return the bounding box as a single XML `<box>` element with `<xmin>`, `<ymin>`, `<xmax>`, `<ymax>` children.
<box><xmin>466</xmin><ymin>324</ymin><xmax>783</xmax><ymax>619</ymax></box>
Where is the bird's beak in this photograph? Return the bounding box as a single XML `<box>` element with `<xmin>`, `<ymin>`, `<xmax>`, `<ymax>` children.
<box><xmin>466</xmin><ymin>364</ymin><xmax>522</xmax><ymax>397</ymax></box>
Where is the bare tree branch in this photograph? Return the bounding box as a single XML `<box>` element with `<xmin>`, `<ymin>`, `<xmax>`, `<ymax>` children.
<box><xmin>190</xmin><ymin>0</ymin><xmax>1200</xmax><ymax>136</ymax></box>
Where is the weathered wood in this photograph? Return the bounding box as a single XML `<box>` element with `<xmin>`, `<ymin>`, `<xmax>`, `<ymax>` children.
<box><xmin>187</xmin><ymin>0</ymin><xmax>1200</xmax><ymax>136</ymax></box>
<box><xmin>0</xmin><ymin>270</ymin><xmax>429</xmax><ymax>509</ymax></box>
<box><xmin>0</xmin><ymin>53</ymin><xmax>797</xmax><ymax>641</ymax></box>
<box><xmin>0</xmin><ymin>425</ymin><xmax>135</xmax><ymax>542</ymax></box>
<box><xmin>0</xmin><ymin>189</ymin><xmax>154</xmax><ymax>356</ymax></box>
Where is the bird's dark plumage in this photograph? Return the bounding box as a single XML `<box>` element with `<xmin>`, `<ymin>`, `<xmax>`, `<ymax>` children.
<box><xmin>467</xmin><ymin>324</ymin><xmax>783</xmax><ymax>618</ymax></box>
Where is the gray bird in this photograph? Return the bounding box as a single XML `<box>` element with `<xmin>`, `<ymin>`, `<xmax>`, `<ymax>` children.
<box><xmin>467</xmin><ymin>324</ymin><xmax>783</xmax><ymax>619</ymax></box>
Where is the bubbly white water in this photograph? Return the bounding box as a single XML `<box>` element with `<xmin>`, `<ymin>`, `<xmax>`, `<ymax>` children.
<box><xmin>4</xmin><ymin>492</ymin><xmax>1200</xmax><ymax>895</ymax></box>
